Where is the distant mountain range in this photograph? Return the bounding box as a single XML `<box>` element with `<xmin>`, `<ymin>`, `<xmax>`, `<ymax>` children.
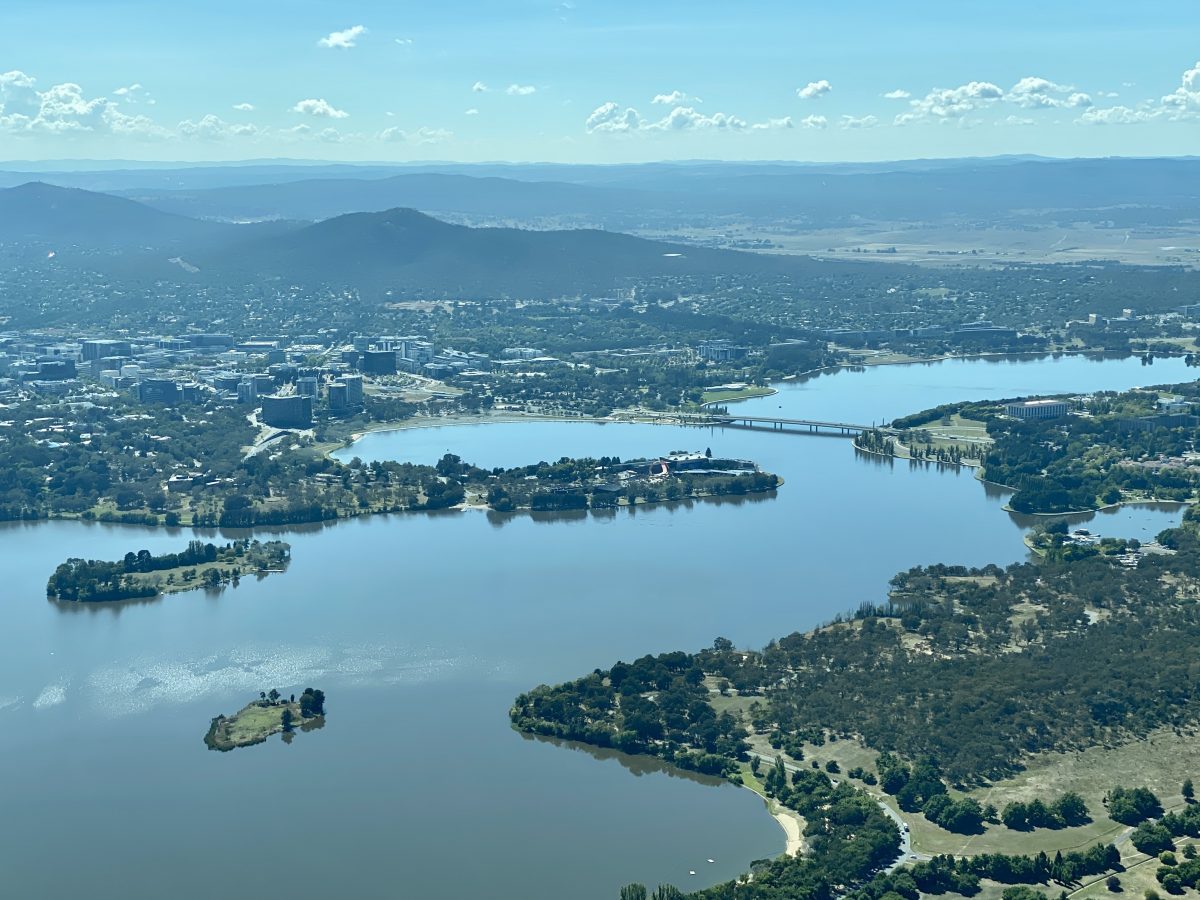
<box><xmin>0</xmin><ymin>182</ymin><xmax>296</xmax><ymax>249</ymax></box>
<box><xmin>0</xmin><ymin>182</ymin><xmax>828</xmax><ymax>298</ymax></box>
<box><xmin>203</xmin><ymin>206</ymin><xmax>820</xmax><ymax>298</ymax></box>
<box><xmin>116</xmin><ymin>173</ymin><xmax>668</xmax><ymax>225</ymax></box>
<box><xmin>3</xmin><ymin>157</ymin><xmax>1200</xmax><ymax>230</ymax></box>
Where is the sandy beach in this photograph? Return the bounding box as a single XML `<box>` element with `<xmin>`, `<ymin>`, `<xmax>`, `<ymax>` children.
<box><xmin>770</xmin><ymin>802</ymin><xmax>805</xmax><ymax>856</ymax></box>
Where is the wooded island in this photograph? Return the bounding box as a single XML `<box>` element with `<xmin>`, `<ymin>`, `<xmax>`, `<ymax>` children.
<box><xmin>46</xmin><ymin>539</ymin><xmax>291</xmax><ymax>602</ymax></box>
<box><xmin>204</xmin><ymin>688</ymin><xmax>326</xmax><ymax>752</ymax></box>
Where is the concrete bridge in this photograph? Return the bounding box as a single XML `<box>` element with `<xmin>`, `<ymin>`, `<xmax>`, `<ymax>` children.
<box><xmin>643</xmin><ymin>411</ymin><xmax>877</xmax><ymax>437</ymax></box>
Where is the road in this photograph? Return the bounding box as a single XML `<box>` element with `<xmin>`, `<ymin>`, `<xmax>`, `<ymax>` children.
<box><xmin>747</xmin><ymin>751</ymin><xmax>929</xmax><ymax>870</ymax></box>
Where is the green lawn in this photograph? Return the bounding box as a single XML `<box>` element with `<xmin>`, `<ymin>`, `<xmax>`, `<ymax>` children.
<box><xmin>701</xmin><ymin>386</ymin><xmax>776</xmax><ymax>404</ymax></box>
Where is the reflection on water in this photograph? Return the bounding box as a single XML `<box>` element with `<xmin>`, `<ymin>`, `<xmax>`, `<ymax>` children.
<box><xmin>518</xmin><ymin>728</ymin><xmax>731</xmax><ymax>787</ymax></box>
<box><xmin>1006</xmin><ymin>501</ymin><xmax>1189</xmax><ymax>534</ymax></box>
<box><xmin>485</xmin><ymin>490</ymin><xmax>780</xmax><ymax>529</ymax></box>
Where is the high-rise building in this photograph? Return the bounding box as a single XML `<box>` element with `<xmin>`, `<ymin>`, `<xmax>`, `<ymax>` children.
<box><xmin>360</xmin><ymin>350</ymin><xmax>397</xmax><ymax>375</ymax></box>
<box><xmin>261</xmin><ymin>394</ymin><xmax>313</xmax><ymax>429</ymax></box>
<box><xmin>138</xmin><ymin>378</ymin><xmax>182</xmax><ymax>405</ymax></box>
<box><xmin>83</xmin><ymin>339</ymin><xmax>132</xmax><ymax>361</ymax></box>
<box><xmin>340</xmin><ymin>375</ymin><xmax>364</xmax><ymax>408</ymax></box>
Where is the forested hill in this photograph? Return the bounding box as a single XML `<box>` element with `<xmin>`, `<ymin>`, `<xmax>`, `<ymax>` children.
<box><xmin>0</xmin><ymin>182</ymin><xmax>230</xmax><ymax>247</ymax></box>
<box><xmin>199</xmin><ymin>207</ymin><xmax>832</xmax><ymax>299</ymax></box>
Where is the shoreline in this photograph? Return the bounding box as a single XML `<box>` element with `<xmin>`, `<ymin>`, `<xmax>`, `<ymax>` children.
<box><xmin>737</xmin><ymin>780</ymin><xmax>805</xmax><ymax>858</ymax></box>
<box><xmin>774</xmin><ymin>347</ymin><xmax>1174</xmax><ymax>391</ymax></box>
<box><xmin>767</xmin><ymin>797</ymin><xmax>805</xmax><ymax>856</ymax></box>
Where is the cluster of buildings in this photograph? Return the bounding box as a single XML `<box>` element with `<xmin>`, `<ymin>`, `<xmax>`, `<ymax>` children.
<box><xmin>1003</xmin><ymin>395</ymin><xmax>1200</xmax><ymax>432</ymax></box>
<box><xmin>0</xmin><ymin>331</ymin><xmax>370</xmax><ymax>430</ymax></box>
<box><xmin>347</xmin><ymin>335</ymin><xmax>498</xmax><ymax>379</ymax></box>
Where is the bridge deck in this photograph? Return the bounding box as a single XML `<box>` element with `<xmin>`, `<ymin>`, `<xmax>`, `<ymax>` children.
<box><xmin>651</xmin><ymin>413</ymin><xmax>876</xmax><ymax>433</ymax></box>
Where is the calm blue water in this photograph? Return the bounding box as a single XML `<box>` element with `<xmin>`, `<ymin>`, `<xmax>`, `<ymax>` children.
<box><xmin>0</xmin><ymin>353</ymin><xmax>1191</xmax><ymax>900</ymax></box>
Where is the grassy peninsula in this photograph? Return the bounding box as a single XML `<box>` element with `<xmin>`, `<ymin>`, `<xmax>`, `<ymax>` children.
<box><xmin>204</xmin><ymin>688</ymin><xmax>326</xmax><ymax>752</ymax></box>
<box><xmin>46</xmin><ymin>539</ymin><xmax>291</xmax><ymax>602</ymax></box>
<box><xmin>514</xmin><ymin>506</ymin><xmax>1200</xmax><ymax>899</ymax></box>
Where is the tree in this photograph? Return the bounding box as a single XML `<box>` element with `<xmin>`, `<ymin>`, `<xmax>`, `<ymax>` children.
<box><xmin>1131</xmin><ymin>822</ymin><xmax>1174</xmax><ymax>855</ymax></box>
<box><xmin>300</xmin><ymin>687</ymin><xmax>326</xmax><ymax>717</ymax></box>
<box><xmin>620</xmin><ymin>887</ymin><xmax>647</xmax><ymax>900</ymax></box>
<box><xmin>268</xmin><ymin>689</ymin><xmax>280</xmax><ymax>704</ymax></box>
<box><xmin>1183</xmin><ymin>779</ymin><xmax>1194</xmax><ymax>803</ymax></box>
<box><xmin>281</xmin><ymin>708</ymin><xmax>294</xmax><ymax>731</ymax></box>
<box><xmin>1055</xmin><ymin>791</ymin><xmax>1090</xmax><ymax>826</ymax></box>
<box><xmin>1108</xmin><ymin>787</ymin><xmax>1163</xmax><ymax>825</ymax></box>
<box><xmin>1107</xmin><ymin>876</ymin><xmax>1122</xmax><ymax>892</ymax></box>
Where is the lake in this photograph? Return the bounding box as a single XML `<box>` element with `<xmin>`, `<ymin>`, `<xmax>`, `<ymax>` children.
<box><xmin>1</xmin><ymin>353</ymin><xmax>1192</xmax><ymax>900</ymax></box>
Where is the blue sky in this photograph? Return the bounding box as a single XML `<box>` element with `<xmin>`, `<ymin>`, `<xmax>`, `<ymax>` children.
<box><xmin>1</xmin><ymin>0</ymin><xmax>1198</xmax><ymax>163</ymax></box>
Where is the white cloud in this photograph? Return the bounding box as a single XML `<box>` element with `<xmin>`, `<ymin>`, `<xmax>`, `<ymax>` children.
<box><xmin>292</xmin><ymin>98</ymin><xmax>349</xmax><ymax>119</ymax></box>
<box><xmin>652</xmin><ymin>90</ymin><xmax>698</xmax><ymax>105</ymax></box>
<box><xmin>586</xmin><ymin>101</ymin><xmax>792</xmax><ymax>134</ymax></box>
<box><xmin>882</xmin><ymin>89</ymin><xmax>910</xmax><ymax>100</ymax></box>
<box><xmin>112</xmin><ymin>83</ymin><xmax>143</xmax><ymax>99</ymax></box>
<box><xmin>318</xmin><ymin>25</ymin><xmax>367</xmax><ymax>49</ymax></box>
<box><xmin>895</xmin><ymin>81</ymin><xmax>1004</xmax><ymax>124</ymax></box>
<box><xmin>506</xmin><ymin>84</ymin><xmax>537</xmax><ymax>96</ymax></box>
<box><xmin>1076</xmin><ymin>105</ymin><xmax>1148</xmax><ymax>125</ymax></box>
<box><xmin>586</xmin><ymin>101</ymin><xmax>642</xmax><ymax>133</ymax></box>
<box><xmin>472</xmin><ymin>81</ymin><xmax>490</xmax><ymax>93</ymax></box>
<box><xmin>232</xmin><ymin>102</ymin><xmax>255</xmax><ymax>112</ymax></box>
<box><xmin>1007</xmin><ymin>77</ymin><xmax>1092</xmax><ymax>109</ymax></box>
<box><xmin>394</xmin><ymin>38</ymin><xmax>413</xmax><ymax>47</ymax></box>
<box><xmin>797</xmin><ymin>80</ymin><xmax>832</xmax><ymax>100</ymax></box>
<box><xmin>1160</xmin><ymin>60</ymin><xmax>1200</xmax><ymax>117</ymax></box>
<box><xmin>464</xmin><ymin>108</ymin><xmax>479</xmax><ymax>116</ymax></box>
<box><xmin>799</xmin><ymin>114</ymin><xmax>828</xmax><ymax>129</ymax></box>
<box><xmin>999</xmin><ymin>115</ymin><xmax>1036</xmax><ymax>126</ymax></box>
<box><xmin>840</xmin><ymin>114</ymin><xmax>879</xmax><ymax>129</ymax></box>
<box><xmin>648</xmin><ymin>106</ymin><xmax>746</xmax><ymax>131</ymax></box>
<box><xmin>178</xmin><ymin>114</ymin><xmax>260</xmax><ymax>140</ymax></box>
<box><xmin>0</xmin><ymin>70</ymin><xmax>171</xmax><ymax>139</ymax></box>
<box><xmin>1078</xmin><ymin>60</ymin><xmax>1200</xmax><ymax>125</ymax></box>
<box><xmin>379</xmin><ymin>125</ymin><xmax>453</xmax><ymax>144</ymax></box>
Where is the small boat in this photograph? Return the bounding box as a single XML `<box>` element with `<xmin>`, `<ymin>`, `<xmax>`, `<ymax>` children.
<box><xmin>707</xmin><ymin>859</ymin><xmax>715</xmax><ymax>863</ymax></box>
<box><xmin>689</xmin><ymin>871</ymin><xmax>696</xmax><ymax>876</ymax></box>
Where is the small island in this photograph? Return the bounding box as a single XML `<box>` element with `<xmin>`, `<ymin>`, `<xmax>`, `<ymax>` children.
<box><xmin>450</xmin><ymin>449</ymin><xmax>780</xmax><ymax>513</ymax></box>
<box><xmin>46</xmin><ymin>539</ymin><xmax>291</xmax><ymax>602</ymax></box>
<box><xmin>204</xmin><ymin>687</ymin><xmax>326</xmax><ymax>752</ymax></box>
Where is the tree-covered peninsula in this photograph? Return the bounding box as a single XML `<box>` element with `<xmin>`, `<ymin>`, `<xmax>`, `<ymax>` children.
<box><xmin>204</xmin><ymin>688</ymin><xmax>326</xmax><ymax>752</ymax></box>
<box><xmin>514</xmin><ymin>506</ymin><xmax>1200</xmax><ymax>899</ymax></box>
<box><xmin>46</xmin><ymin>539</ymin><xmax>290</xmax><ymax>602</ymax></box>
<box><xmin>869</xmin><ymin>382</ymin><xmax>1200</xmax><ymax>514</ymax></box>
